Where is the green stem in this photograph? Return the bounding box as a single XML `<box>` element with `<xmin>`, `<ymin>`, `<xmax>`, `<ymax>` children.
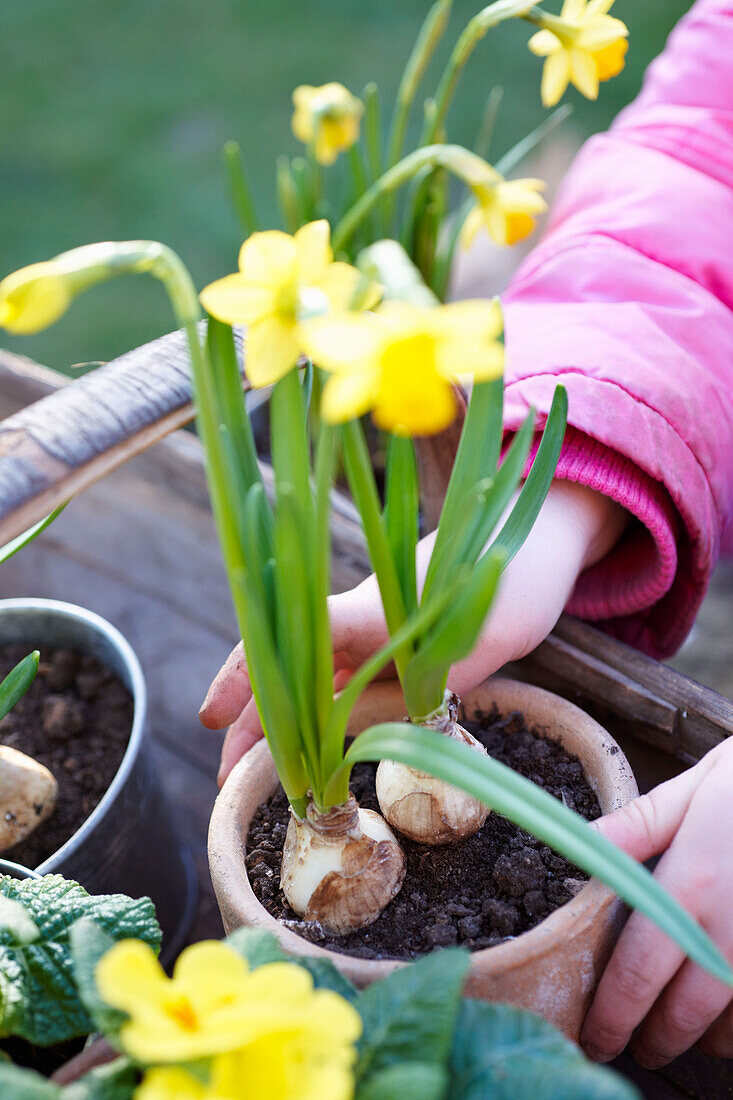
<box><xmin>0</xmin><ymin>652</ymin><xmax>39</xmax><ymax>721</ymax></box>
<box><xmin>387</xmin><ymin>0</ymin><xmax>453</xmax><ymax>169</ymax></box>
<box><xmin>223</xmin><ymin>140</ymin><xmax>260</xmax><ymax>235</ymax></box>
<box><xmin>364</xmin><ymin>82</ymin><xmax>383</xmax><ymax>183</ymax></box>
<box><xmin>425</xmin><ymin>0</ymin><xmax>538</xmax><ymax>144</ymax></box>
<box><xmin>332</xmin><ymin>143</ymin><xmax>495</xmax><ymax>253</ymax></box>
<box><xmin>340</xmin><ymin>420</ymin><xmax>409</xmax><ymax>677</ymax></box>
<box><xmin>307</xmin><ymin>142</ymin><xmax>323</xmax><ymax>216</ymax></box>
<box><xmin>0</xmin><ymin>502</ymin><xmax>68</xmax><ymax>565</ymax></box>
<box><xmin>347</xmin><ymin>144</ymin><xmax>372</xmax><ymax>248</ymax></box>
<box><xmin>313</xmin><ymin>422</ymin><xmax>340</xmax><ymax>782</ymax></box>
<box><xmin>384</xmin><ymin>0</ymin><xmax>453</xmax><ymax>230</ymax></box>
<box><xmin>276</xmin><ymin>156</ymin><xmax>302</xmax><ymax>233</ymax></box>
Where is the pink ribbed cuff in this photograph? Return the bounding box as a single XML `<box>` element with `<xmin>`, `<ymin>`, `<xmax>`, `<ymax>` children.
<box><xmin>517</xmin><ymin>427</ymin><xmax>696</xmax><ymax>659</ymax></box>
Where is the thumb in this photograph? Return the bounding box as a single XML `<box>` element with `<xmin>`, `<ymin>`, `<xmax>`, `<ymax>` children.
<box><xmin>591</xmin><ymin>764</ymin><xmax>704</xmax><ymax>863</ymax></box>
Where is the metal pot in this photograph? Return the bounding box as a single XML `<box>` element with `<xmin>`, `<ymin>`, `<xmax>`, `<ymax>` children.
<box><xmin>0</xmin><ymin>858</ymin><xmax>40</xmax><ymax>879</ymax></box>
<box><xmin>0</xmin><ymin>598</ymin><xmax>197</xmax><ymax>961</ymax></box>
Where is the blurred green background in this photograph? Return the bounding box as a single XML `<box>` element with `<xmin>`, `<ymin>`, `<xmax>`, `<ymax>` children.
<box><xmin>2</xmin><ymin>0</ymin><xmax>691</xmax><ymax>374</ymax></box>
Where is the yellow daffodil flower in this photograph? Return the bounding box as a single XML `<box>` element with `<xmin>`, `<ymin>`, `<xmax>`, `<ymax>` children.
<box><xmin>0</xmin><ymin>242</ymin><xmax>124</xmax><ymax>335</ymax></box>
<box><xmin>96</xmin><ymin>938</ymin><xmax>362</xmax><ymax>1077</ymax></box>
<box><xmin>0</xmin><ymin>241</ymin><xmax>199</xmax><ymax>336</ymax></box>
<box><xmin>292</xmin><ymin>83</ymin><xmax>363</xmax><ymax>165</ymax></box>
<box><xmin>200</xmin><ymin>220</ymin><xmax>380</xmax><ymax>387</ymax></box>
<box><xmin>302</xmin><ymin>298</ymin><xmax>504</xmax><ymax>436</ymax></box>
<box><xmin>0</xmin><ymin>261</ymin><xmax>73</xmax><ymax>335</ymax></box>
<box><xmin>528</xmin><ymin>0</ymin><xmax>629</xmax><ymax>107</ymax></box>
<box><xmin>462</xmin><ymin>176</ymin><xmax>547</xmax><ymax>248</ymax></box>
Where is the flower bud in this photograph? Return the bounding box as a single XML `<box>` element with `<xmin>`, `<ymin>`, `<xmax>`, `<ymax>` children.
<box><xmin>292</xmin><ymin>83</ymin><xmax>363</xmax><ymax>165</ymax></box>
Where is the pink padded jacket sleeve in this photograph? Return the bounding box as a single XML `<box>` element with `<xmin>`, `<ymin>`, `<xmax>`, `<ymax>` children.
<box><xmin>502</xmin><ymin>0</ymin><xmax>733</xmax><ymax>657</ymax></box>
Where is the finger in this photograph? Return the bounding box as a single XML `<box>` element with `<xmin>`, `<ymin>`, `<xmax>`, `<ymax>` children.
<box><xmin>200</xmin><ymin>643</ymin><xmax>252</xmax><ymax>729</ymax></box>
<box><xmin>581</xmin><ymin>906</ymin><xmax>686</xmax><ymax>1062</ymax></box>
<box><xmin>218</xmin><ymin>697</ymin><xmax>264</xmax><ymax>787</ymax></box>
<box><xmin>630</xmin><ymin>960</ymin><xmax>733</xmax><ymax>1069</ymax></box>
<box><xmin>333</xmin><ymin>650</ymin><xmax>357</xmax><ymax>674</ymax></box>
<box><xmin>334</xmin><ymin>667</ymin><xmax>354</xmax><ymax>691</ymax></box>
<box><xmin>697</xmin><ymin>1000</ymin><xmax>733</xmax><ymax>1059</ymax></box>
<box><xmin>328</xmin><ymin>582</ymin><xmax>389</xmax><ymax>663</ymax></box>
<box><xmin>591</xmin><ymin>763</ymin><xmax>706</xmax><ymax>863</ymax></box>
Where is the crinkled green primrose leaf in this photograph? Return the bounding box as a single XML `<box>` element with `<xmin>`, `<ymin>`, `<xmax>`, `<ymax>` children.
<box><xmin>0</xmin><ymin>875</ymin><xmax>160</xmax><ymax>1046</ymax></box>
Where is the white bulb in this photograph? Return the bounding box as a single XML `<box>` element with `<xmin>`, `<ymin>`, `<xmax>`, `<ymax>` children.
<box><xmin>376</xmin><ymin>693</ymin><xmax>491</xmax><ymax>845</ymax></box>
<box><xmin>281</xmin><ymin>797</ymin><xmax>405</xmax><ymax>934</ymax></box>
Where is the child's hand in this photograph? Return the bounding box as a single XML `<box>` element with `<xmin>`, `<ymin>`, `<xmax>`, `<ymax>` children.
<box><xmin>581</xmin><ymin>736</ymin><xmax>733</xmax><ymax>1067</ymax></box>
<box><xmin>200</xmin><ymin>479</ymin><xmax>625</xmax><ymax>786</ymax></box>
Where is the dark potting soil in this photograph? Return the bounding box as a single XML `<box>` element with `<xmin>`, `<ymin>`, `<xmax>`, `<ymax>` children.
<box><xmin>0</xmin><ymin>643</ymin><xmax>133</xmax><ymax>869</ymax></box>
<box><xmin>246</xmin><ymin>709</ymin><xmax>602</xmax><ymax>960</ymax></box>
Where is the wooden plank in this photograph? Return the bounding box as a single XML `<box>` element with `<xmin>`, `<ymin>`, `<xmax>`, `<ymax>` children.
<box><xmin>526</xmin><ymin>633</ymin><xmax>680</xmax><ymax>742</ymax></box>
<box><xmin>556</xmin><ymin>617</ymin><xmax>733</xmax><ymax>758</ymax></box>
<box><xmin>0</xmin><ymin>327</ymin><xmax>247</xmax><ymax>544</ymax></box>
<box><xmin>669</xmin><ymin>559</ymin><xmax>733</xmax><ymax>702</ymax></box>
<box><xmin>0</xmin><ymin>350</ymin><xmax>369</xmax><ymax>601</ymax></box>
<box><xmin>0</xmin><ymin>350</ymin><xmax>69</xmax><ymax>410</ymax></box>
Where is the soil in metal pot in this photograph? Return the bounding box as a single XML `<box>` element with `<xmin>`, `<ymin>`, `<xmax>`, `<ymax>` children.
<box><xmin>246</xmin><ymin>709</ymin><xmax>602</xmax><ymax>959</ymax></box>
<box><xmin>0</xmin><ymin>643</ymin><xmax>133</xmax><ymax>868</ymax></box>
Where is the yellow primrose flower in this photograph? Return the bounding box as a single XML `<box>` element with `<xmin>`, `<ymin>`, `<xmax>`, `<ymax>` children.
<box><xmin>462</xmin><ymin>177</ymin><xmax>547</xmax><ymax>248</ymax></box>
<box><xmin>136</xmin><ymin>1067</ymin><xmax>206</xmax><ymax>1100</ymax></box>
<box><xmin>302</xmin><ymin>298</ymin><xmax>504</xmax><ymax>437</ymax></box>
<box><xmin>96</xmin><ymin>938</ymin><xmax>362</xmax><ymax>1073</ymax></box>
<box><xmin>292</xmin><ymin>83</ymin><xmax>363</xmax><ymax>165</ymax></box>
<box><xmin>200</xmin><ymin>220</ymin><xmax>380</xmax><ymax>387</ymax></box>
<box><xmin>137</xmin><ymin>1029</ymin><xmax>359</xmax><ymax>1100</ymax></box>
<box><xmin>528</xmin><ymin>0</ymin><xmax>629</xmax><ymax>107</ymax></box>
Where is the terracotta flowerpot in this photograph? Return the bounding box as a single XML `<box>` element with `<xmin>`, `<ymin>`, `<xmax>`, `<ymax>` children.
<box><xmin>208</xmin><ymin>677</ymin><xmax>638</xmax><ymax>1041</ymax></box>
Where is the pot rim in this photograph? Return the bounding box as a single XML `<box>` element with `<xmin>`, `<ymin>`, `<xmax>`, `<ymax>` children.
<box><xmin>209</xmin><ymin>675</ymin><xmax>639</xmax><ymax>978</ymax></box>
<box><xmin>0</xmin><ymin>857</ymin><xmax>41</xmax><ymax>879</ymax></box>
<box><xmin>0</xmin><ymin>597</ymin><xmax>146</xmax><ymax>873</ymax></box>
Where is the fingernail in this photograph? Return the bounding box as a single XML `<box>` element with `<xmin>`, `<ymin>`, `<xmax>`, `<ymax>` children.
<box><xmin>199</xmin><ymin>688</ymin><xmax>213</xmax><ymax>717</ymax></box>
<box><xmin>581</xmin><ymin>1039</ymin><xmax>613</xmax><ymax>1063</ymax></box>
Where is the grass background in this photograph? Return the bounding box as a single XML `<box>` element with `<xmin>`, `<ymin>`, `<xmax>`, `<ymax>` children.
<box><xmin>2</xmin><ymin>0</ymin><xmax>691</xmax><ymax>374</ymax></box>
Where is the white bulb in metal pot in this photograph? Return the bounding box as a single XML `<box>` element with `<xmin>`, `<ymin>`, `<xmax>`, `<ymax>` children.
<box><xmin>0</xmin><ymin>746</ymin><xmax>57</xmax><ymax>852</ymax></box>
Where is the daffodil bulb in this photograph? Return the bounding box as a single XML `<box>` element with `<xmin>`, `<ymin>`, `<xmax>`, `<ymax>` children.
<box><xmin>376</xmin><ymin>692</ymin><xmax>490</xmax><ymax>845</ymax></box>
<box><xmin>281</xmin><ymin>796</ymin><xmax>405</xmax><ymax>934</ymax></box>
